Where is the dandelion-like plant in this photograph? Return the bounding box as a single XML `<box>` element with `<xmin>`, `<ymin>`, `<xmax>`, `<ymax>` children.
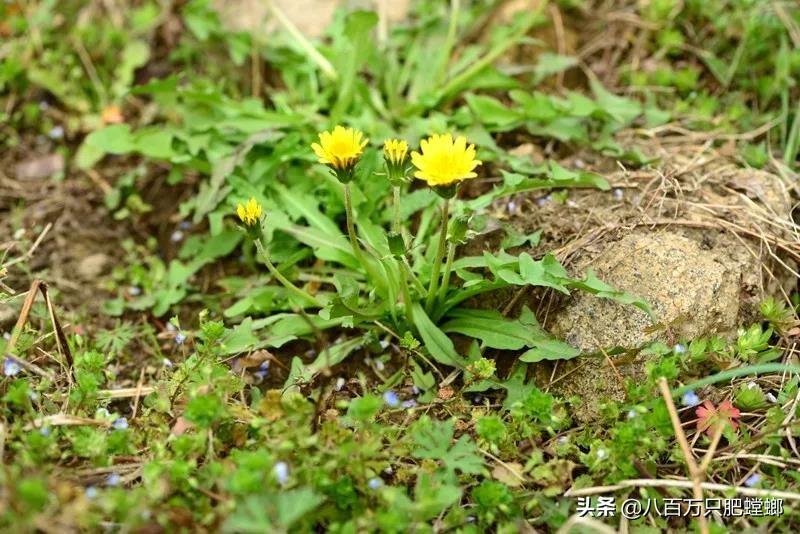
<box><xmin>411</xmin><ymin>134</ymin><xmax>481</xmax><ymax>311</ymax></box>
<box><xmin>311</xmin><ymin>126</ymin><xmax>375</xmax><ymax>276</ymax></box>
<box><xmin>235</xmin><ymin>197</ymin><xmax>321</xmax><ymax>308</ymax></box>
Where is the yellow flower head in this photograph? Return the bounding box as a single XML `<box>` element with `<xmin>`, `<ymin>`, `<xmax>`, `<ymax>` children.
<box><xmin>383</xmin><ymin>139</ymin><xmax>408</xmax><ymax>166</ymax></box>
<box><xmin>236</xmin><ymin>197</ymin><xmax>263</xmax><ymax>227</ymax></box>
<box><xmin>383</xmin><ymin>138</ymin><xmax>410</xmax><ymax>185</ymax></box>
<box><xmin>411</xmin><ymin>134</ymin><xmax>481</xmax><ymax>188</ymax></box>
<box><xmin>311</xmin><ymin>126</ymin><xmax>368</xmax><ymax>181</ymax></box>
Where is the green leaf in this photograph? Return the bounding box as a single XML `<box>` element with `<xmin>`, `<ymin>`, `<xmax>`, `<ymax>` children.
<box><xmin>590</xmin><ymin>79</ymin><xmax>642</xmax><ymax>125</ymax></box>
<box><xmin>532</xmin><ymin>53</ymin><xmax>578</xmax><ymax>83</ymax></box>
<box><xmin>516</xmin><ymin>253</ymin><xmax>570</xmax><ymax>294</ymax></box>
<box><xmin>134</xmin><ymin>129</ymin><xmax>175</xmax><ymax>159</ymax></box>
<box><xmin>411</xmin><ymin>303</ymin><xmax>466</xmax><ymax>367</ymax></box>
<box><xmin>275</xmin><ymin>184</ymin><xmax>341</xmax><ymax>237</ymax></box>
<box><xmin>346</xmin><ymin>394</ymin><xmax>383</xmax><ymax>422</ymax></box>
<box><xmin>113</xmin><ymin>40</ymin><xmax>150</xmax><ymax>98</ymax></box>
<box><xmin>331</xmin><ymin>11</ymin><xmax>378</xmax><ymax>119</ymax></box>
<box><xmin>465</xmin><ymin>94</ymin><xmax>523</xmax><ymax>129</ymax></box>
<box><xmin>222</xmin><ymin>318</ymin><xmax>259</xmax><ymax>354</ymax></box>
<box><xmin>82</xmin><ymin>125</ymin><xmax>135</xmax><ymax>154</ymax></box>
<box><xmin>566</xmin><ymin>269</ymin><xmax>653</xmax><ymax>317</ymax></box>
<box><xmin>501</xmin><ymin>363</ymin><xmax>537</xmax><ymax>409</ymax></box>
<box><xmin>441</xmin><ymin>309</ymin><xmax>540</xmax><ymax>350</ymax></box>
<box><xmin>412</xmin><ymin>419</ymin><xmax>484</xmax><ymax>476</ymax></box>
<box><xmin>519</xmin><ymin>339</ymin><xmax>580</xmax><ymax>362</ymax></box>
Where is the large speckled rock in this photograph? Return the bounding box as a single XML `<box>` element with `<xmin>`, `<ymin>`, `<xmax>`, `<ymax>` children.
<box><xmin>538</xmin><ymin>232</ymin><xmax>742</xmax><ymax>421</ymax></box>
<box><xmin>553</xmin><ymin>232</ymin><xmax>740</xmax><ymax>352</ymax></box>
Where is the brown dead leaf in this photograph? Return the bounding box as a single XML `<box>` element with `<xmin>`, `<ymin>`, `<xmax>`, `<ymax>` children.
<box><xmin>170</xmin><ymin>416</ymin><xmax>194</xmax><ymax>436</ymax></box>
<box><xmin>491</xmin><ymin>462</ymin><xmax>525</xmax><ymax>487</ymax></box>
<box><xmin>437</xmin><ymin>386</ymin><xmax>454</xmax><ymax>401</ymax></box>
<box><xmin>234</xmin><ymin>349</ymin><xmax>276</xmax><ymax>371</ymax></box>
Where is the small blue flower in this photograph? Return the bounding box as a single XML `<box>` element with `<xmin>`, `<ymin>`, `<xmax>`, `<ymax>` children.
<box><xmin>368</xmin><ymin>478</ymin><xmax>383</xmax><ymax>490</ymax></box>
<box><xmin>682</xmin><ymin>391</ymin><xmax>701</xmax><ymax>408</ymax></box>
<box><xmin>106</xmin><ymin>473</ymin><xmax>121</xmax><ymax>486</ymax></box>
<box><xmin>174</xmin><ymin>332</ymin><xmax>187</xmax><ymax>345</ymax></box>
<box><xmin>745</xmin><ymin>474</ymin><xmax>761</xmax><ymax>487</ymax></box>
<box><xmin>128</xmin><ymin>286</ymin><xmax>142</xmax><ymax>296</ymax></box>
<box><xmin>162</xmin><ymin>358</ymin><xmax>173</xmax><ymax>368</ymax></box>
<box><xmin>179</xmin><ymin>221</ymin><xmax>192</xmax><ymax>230</ymax></box>
<box><xmin>401</xmin><ymin>399</ymin><xmax>417</xmax><ymax>409</ymax></box>
<box><xmin>170</xmin><ymin>230</ymin><xmax>184</xmax><ymax>243</ymax></box>
<box><xmin>3</xmin><ymin>357</ymin><xmax>21</xmax><ymax>377</ymax></box>
<box><xmin>383</xmin><ymin>390</ymin><xmax>400</xmax><ymax>408</ymax></box>
<box><xmin>673</xmin><ymin>343</ymin><xmax>687</xmax><ymax>355</ymax></box>
<box><xmin>112</xmin><ymin>418</ymin><xmax>128</xmax><ymax>431</ymax></box>
<box><xmin>253</xmin><ymin>360</ymin><xmax>269</xmax><ymax>378</ymax></box>
<box><xmin>627</xmin><ymin>409</ymin><xmax>637</xmax><ymax>419</ymax></box>
<box><xmin>39</xmin><ymin>426</ymin><xmax>51</xmax><ymax>437</ymax></box>
<box><xmin>85</xmin><ymin>486</ymin><xmax>98</xmax><ymax>499</ymax></box>
<box><xmin>274</xmin><ymin>461</ymin><xmax>289</xmax><ymax>485</ymax></box>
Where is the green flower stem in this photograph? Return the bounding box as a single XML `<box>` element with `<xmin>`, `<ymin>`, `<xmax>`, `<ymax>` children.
<box><xmin>425</xmin><ymin>198</ymin><xmax>450</xmax><ymax>313</ymax></box>
<box><xmin>399</xmin><ymin>260</ymin><xmax>414</xmax><ymax>326</ymax></box>
<box><xmin>392</xmin><ymin>186</ymin><xmax>402</xmax><ymax>234</ymax></box>
<box><xmin>343</xmin><ymin>183</ymin><xmax>384</xmax><ymax>288</ymax></box>
<box><xmin>402</xmin><ymin>258</ymin><xmax>426</xmax><ymax>294</ymax></box>
<box><xmin>437</xmin><ymin>242</ymin><xmax>456</xmax><ymax>304</ymax></box>
<box><xmin>343</xmin><ymin>184</ymin><xmax>364</xmax><ymax>264</ymax></box>
<box><xmin>254</xmin><ymin>239</ymin><xmax>322</xmax><ymax>308</ymax></box>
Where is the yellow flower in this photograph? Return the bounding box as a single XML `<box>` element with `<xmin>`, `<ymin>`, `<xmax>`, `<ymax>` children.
<box><xmin>383</xmin><ymin>138</ymin><xmax>410</xmax><ymax>185</ymax></box>
<box><xmin>236</xmin><ymin>197</ymin><xmax>263</xmax><ymax>226</ymax></box>
<box><xmin>411</xmin><ymin>134</ymin><xmax>481</xmax><ymax>188</ymax></box>
<box><xmin>383</xmin><ymin>139</ymin><xmax>408</xmax><ymax>166</ymax></box>
<box><xmin>311</xmin><ymin>126</ymin><xmax>368</xmax><ymax>181</ymax></box>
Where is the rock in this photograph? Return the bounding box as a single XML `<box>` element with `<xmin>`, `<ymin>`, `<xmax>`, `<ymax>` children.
<box><xmin>77</xmin><ymin>253</ymin><xmax>110</xmax><ymax>280</ymax></box>
<box><xmin>537</xmin><ymin>232</ymin><xmax>742</xmax><ymax>421</ymax></box>
<box><xmin>508</xmin><ymin>143</ymin><xmax>800</xmax><ymax>423</ymax></box>
<box><xmin>213</xmin><ymin>0</ymin><xmax>410</xmax><ymax>38</ymax></box>
<box><xmin>552</xmin><ymin>232</ymin><xmax>741</xmax><ymax>351</ymax></box>
<box><xmin>14</xmin><ymin>153</ymin><xmax>64</xmax><ymax>180</ymax></box>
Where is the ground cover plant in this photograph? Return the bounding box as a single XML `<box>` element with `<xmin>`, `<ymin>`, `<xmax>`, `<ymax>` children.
<box><xmin>2</xmin><ymin>0</ymin><xmax>800</xmax><ymax>532</ymax></box>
